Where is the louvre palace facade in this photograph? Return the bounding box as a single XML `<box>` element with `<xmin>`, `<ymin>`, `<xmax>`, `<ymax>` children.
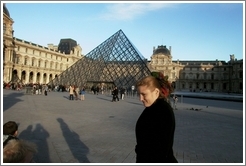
<box><xmin>2</xmin><ymin>4</ymin><xmax>243</xmax><ymax>93</ymax></box>
<box><xmin>148</xmin><ymin>45</ymin><xmax>243</xmax><ymax>93</ymax></box>
<box><xmin>3</xmin><ymin>4</ymin><xmax>83</xmax><ymax>85</ymax></box>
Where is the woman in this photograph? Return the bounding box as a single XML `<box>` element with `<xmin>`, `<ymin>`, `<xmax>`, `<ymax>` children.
<box><xmin>135</xmin><ymin>71</ymin><xmax>178</xmax><ymax>163</ymax></box>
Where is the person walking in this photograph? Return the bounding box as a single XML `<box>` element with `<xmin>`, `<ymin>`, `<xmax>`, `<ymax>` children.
<box><xmin>111</xmin><ymin>86</ymin><xmax>119</xmax><ymax>102</ymax></box>
<box><xmin>120</xmin><ymin>87</ymin><xmax>126</xmax><ymax>100</ymax></box>
<box><xmin>44</xmin><ymin>84</ymin><xmax>48</xmax><ymax>96</ymax></box>
<box><xmin>80</xmin><ymin>87</ymin><xmax>85</xmax><ymax>101</ymax></box>
<box><xmin>173</xmin><ymin>96</ymin><xmax>178</xmax><ymax>110</ymax></box>
<box><xmin>69</xmin><ymin>85</ymin><xmax>74</xmax><ymax>100</ymax></box>
<box><xmin>135</xmin><ymin>71</ymin><xmax>178</xmax><ymax>163</ymax></box>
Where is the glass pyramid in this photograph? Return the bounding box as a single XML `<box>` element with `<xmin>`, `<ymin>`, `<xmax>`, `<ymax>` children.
<box><xmin>49</xmin><ymin>29</ymin><xmax>151</xmax><ymax>90</ymax></box>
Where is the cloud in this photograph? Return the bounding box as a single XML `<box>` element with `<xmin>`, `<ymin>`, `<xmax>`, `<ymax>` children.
<box><xmin>100</xmin><ymin>3</ymin><xmax>176</xmax><ymax>21</ymax></box>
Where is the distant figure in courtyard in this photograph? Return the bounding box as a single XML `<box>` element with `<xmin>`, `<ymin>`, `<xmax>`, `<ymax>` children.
<box><xmin>173</xmin><ymin>96</ymin><xmax>178</xmax><ymax>110</ymax></box>
<box><xmin>69</xmin><ymin>85</ymin><xmax>74</xmax><ymax>100</ymax></box>
<box><xmin>44</xmin><ymin>84</ymin><xmax>48</xmax><ymax>96</ymax></box>
<box><xmin>111</xmin><ymin>87</ymin><xmax>119</xmax><ymax>102</ymax></box>
<box><xmin>120</xmin><ymin>87</ymin><xmax>126</xmax><ymax>100</ymax></box>
<box><xmin>80</xmin><ymin>87</ymin><xmax>85</xmax><ymax>101</ymax></box>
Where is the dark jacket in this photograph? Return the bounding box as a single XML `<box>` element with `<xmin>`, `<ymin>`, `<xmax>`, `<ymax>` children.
<box><xmin>135</xmin><ymin>98</ymin><xmax>178</xmax><ymax>163</ymax></box>
<box><xmin>3</xmin><ymin>134</ymin><xmax>18</xmax><ymax>148</ymax></box>
<box><xmin>112</xmin><ymin>88</ymin><xmax>118</xmax><ymax>96</ymax></box>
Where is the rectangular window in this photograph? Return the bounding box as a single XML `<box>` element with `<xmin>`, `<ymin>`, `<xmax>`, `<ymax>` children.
<box><xmin>223</xmin><ymin>83</ymin><xmax>227</xmax><ymax>90</ymax></box>
<box><xmin>16</xmin><ymin>57</ymin><xmax>20</xmax><ymax>64</ymax></box>
<box><xmin>24</xmin><ymin>58</ymin><xmax>28</xmax><ymax>65</ymax></box>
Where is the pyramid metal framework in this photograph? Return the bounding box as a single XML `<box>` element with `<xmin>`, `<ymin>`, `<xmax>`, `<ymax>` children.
<box><xmin>49</xmin><ymin>29</ymin><xmax>151</xmax><ymax>89</ymax></box>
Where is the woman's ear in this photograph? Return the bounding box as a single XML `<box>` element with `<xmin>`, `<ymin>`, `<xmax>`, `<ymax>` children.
<box><xmin>155</xmin><ymin>88</ymin><xmax>160</xmax><ymax>95</ymax></box>
<box><xmin>14</xmin><ymin>130</ymin><xmax>18</xmax><ymax>137</ymax></box>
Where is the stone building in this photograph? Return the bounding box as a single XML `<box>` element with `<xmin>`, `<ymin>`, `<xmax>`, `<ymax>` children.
<box><xmin>2</xmin><ymin>4</ymin><xmax>243</xmax><ymax>93</ymax></box>
<box><xmin>3</xmin><ymin>4</ymin><xmax>83</xmax><ymax>85</ymax></box>
<box><xmin>149</xmin><ymin>45</ymin><xmax>243</xmax><ymax>93</ymax></box>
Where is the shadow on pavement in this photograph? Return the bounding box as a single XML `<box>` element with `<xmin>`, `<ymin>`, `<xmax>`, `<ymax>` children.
<box><xmin>57</xmin><ymin>118</ymin><xmax>90</xmax><ymax>163</ymax></box>
<box><xmin>18</xmin><ymin>123</ymin><xmax>51</xmax><ymax>162</ymax></box>
<box><xmin>3</xmin><ymin>91</ymin><xmax>24</xmax><ymax>112</ymax></box>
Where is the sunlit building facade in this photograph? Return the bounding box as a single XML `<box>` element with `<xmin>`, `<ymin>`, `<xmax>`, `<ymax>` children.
<box><xmin>2</xmin><ymin>4</ymin><xmax>243</xmax><ymax>93</ymax></box>
<box><xmin>3</xmin><ymin>4</ymin><xmax>83</xmax><ymax>85</ymax></box>
<box><xmin>149</xmin><ymin>45</ymin><xmax>243</xmax><ymax>93</ymax></box>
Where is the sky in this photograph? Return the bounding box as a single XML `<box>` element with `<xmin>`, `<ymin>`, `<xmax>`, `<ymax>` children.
<box><xmin>3</xmin><ymin>1</ymin><xmax>244</xmax><ymax>61</ymax></box>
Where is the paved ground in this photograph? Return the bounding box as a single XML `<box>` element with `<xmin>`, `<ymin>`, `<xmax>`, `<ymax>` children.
<box><xmin>2</xmin><ymin>89</ymin><xmax>244</xmax><ymax>164</ymax></box>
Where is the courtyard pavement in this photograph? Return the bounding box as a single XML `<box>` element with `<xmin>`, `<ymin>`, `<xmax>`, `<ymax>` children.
<box><xmin>2</xmin><ymin>89</ymin><xmax>244</xmax><ymax>164</ymax></box>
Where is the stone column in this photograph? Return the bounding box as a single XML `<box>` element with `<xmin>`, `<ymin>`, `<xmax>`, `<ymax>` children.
<box><xmin>39</xmin><ymin>72</ymin><xmax>44</xmax><ymax>84</ymax></box>
<box><xmin>24</xmin><ymin>70</ymin><xmax>29</xmax><ymax>84</ymax></box>
<box><xmin>33</xmin><ymin>71</ymin><xmax>37</xmax><ymax>84</ymax></box>
<box><xmin>17</xmin><ymin>69</ymin><xmax>22</xmax><ymax>82</ymax></box>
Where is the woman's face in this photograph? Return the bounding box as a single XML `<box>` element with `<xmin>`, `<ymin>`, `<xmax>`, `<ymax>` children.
<box><xmin>138</xmin><ymin>85</ymin><xmax>159</xmax><ymax>107</ymax></box>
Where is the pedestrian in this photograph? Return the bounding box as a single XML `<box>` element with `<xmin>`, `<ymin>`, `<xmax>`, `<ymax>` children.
<box><xmin>96</xmin><ymin>86</ymin><xmax>100</xmax><ymax>95</ymax></box>
<box><xmin>135</xmin><ymin>71</ymin><xmax>178</xmax><ymax>163</ymax></box>
<box><xmin>120</xmin><ymin>87</ymin><xmax>126</xmax><ymax>100</ymax></box>
<box><xmin>80</xmin><ymin>87</ymin><xmax>85</xmax><ymax>101</ymax></box>
<box><xmin>3</xmin><ymin>121</ymin><xmax>19</xmax><ymax>148</ymax></box>
<box><xmin>111</xmin><ymin>87</ymin><xmax>119</xmax><ymax>102</ymax></box>
<box><xmin>69</xmin><ymin>85</ymin><xmax>74</xmax><ymax>100</ymax></box>
<box><xmin>44</xmin><ymin>84</ymin><xmax>48</xmax><ymax>96</ymax></box>
<box><xmin>173</xmin><ymin>96</ymin><xmax>178</xmax><ymax>110</ymax></box>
